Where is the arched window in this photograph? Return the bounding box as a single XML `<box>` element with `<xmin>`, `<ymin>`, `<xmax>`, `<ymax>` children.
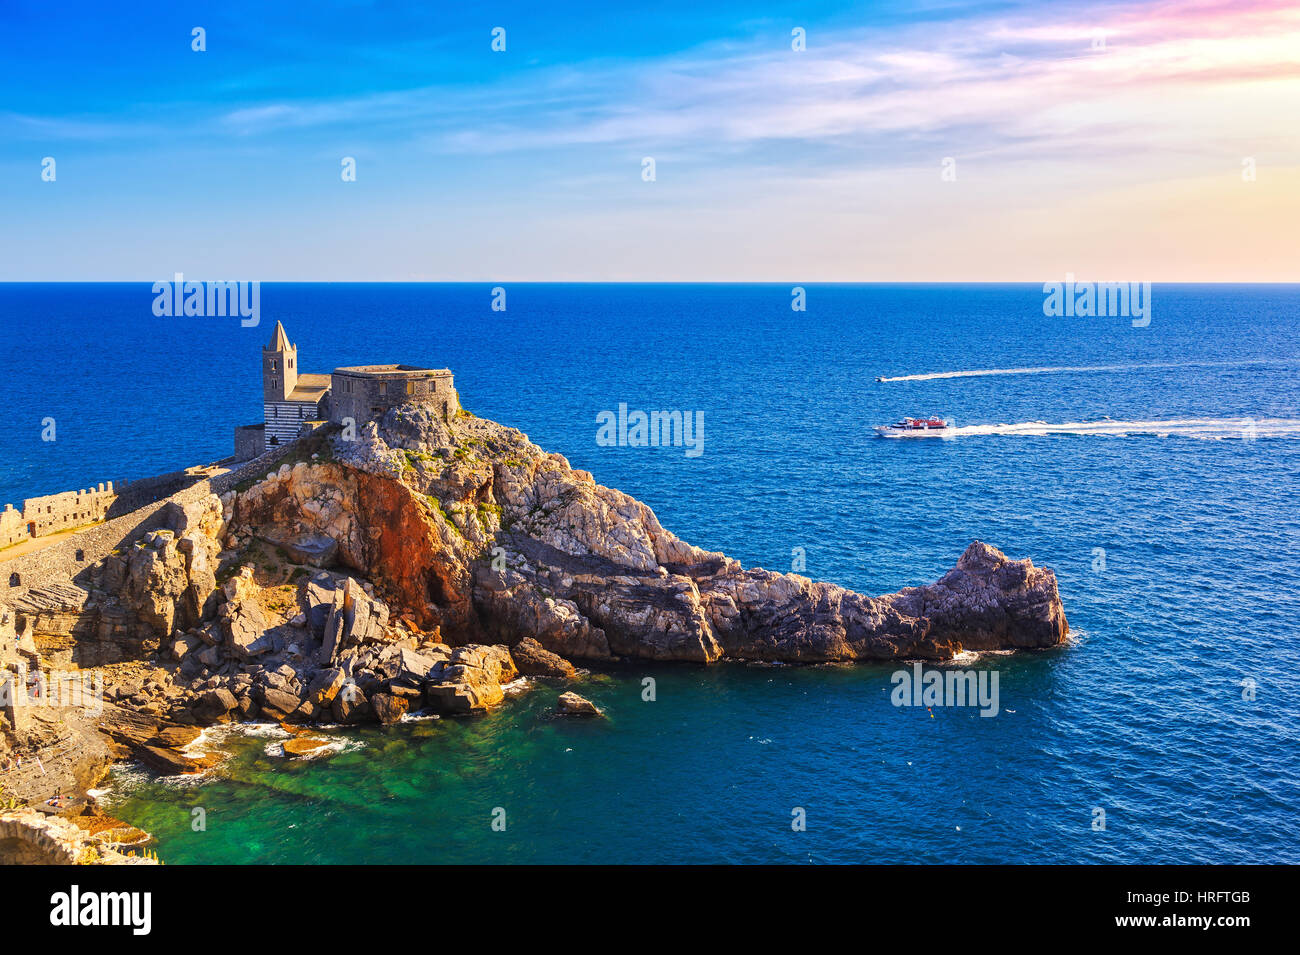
<box><xmin>8</xmin><ymin>573</ymin><xmax>20</xmax><ymax>588</ymax></box>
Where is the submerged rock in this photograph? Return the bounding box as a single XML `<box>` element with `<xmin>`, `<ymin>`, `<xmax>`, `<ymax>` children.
<box><xmin>282</xmin><ymin>737</ymin><xmax>331</xmax><ymax>758</ymax></box>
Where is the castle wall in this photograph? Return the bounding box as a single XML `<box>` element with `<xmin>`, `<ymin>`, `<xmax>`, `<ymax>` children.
<box><xmin>21</xmin><ymin>485</ymin><xmax>117</xmax><ymax>538</ymax></box>
<box><xmin>329</xmin><ymin>369</ymin><xmax>457</xmax><ymax>429</ymax></box>
<box><xmin>1</xmin><ymin>462</ymin><xmax>234</xmax><ymax>556</ymax></box>
<box><xmin>0</xmin><ymin>507</ymin><xmax>26</xmax><ymax>549</ymax></box>
<box><xmin>2</xmin><ymin>484</ymin><xmax>118</xmax><ymax>550</ymax></box>
<box><xmin>2</xmin><ymin>439</ymin><xmax>308</xmax><ymax>599</ymax></box>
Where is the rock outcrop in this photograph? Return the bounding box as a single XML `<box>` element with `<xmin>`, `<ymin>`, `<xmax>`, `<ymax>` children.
<box><xmin>2</xmin><ymin>397</ymin><xmax>1067</xmax><ymax>784</ymax></box>
<box><xmin>307</xmin><ymin>401</ymin><xmax>1069</xmax><ymax>664</ymax></box>
<box><xmin>556</xmin><ymin>691</ymin><xmax>603</xmax><ymax>717</ymax></box>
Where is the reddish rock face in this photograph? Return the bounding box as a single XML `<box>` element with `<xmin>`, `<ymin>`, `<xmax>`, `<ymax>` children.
<box><xmin>353</xmin><ymin>470</ymin><xmax>478</xmax><ymax>640</ymax></box>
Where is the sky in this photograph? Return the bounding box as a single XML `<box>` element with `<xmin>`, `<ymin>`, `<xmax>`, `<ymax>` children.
<box><xmin>1</xmin><ymin>0</ymin><xmax>1297</xmax><ymax>281</ymax></box>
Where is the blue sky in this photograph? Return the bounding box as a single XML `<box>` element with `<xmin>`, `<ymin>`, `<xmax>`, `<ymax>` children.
<box><xmin>2</xmin><ymin>0</ymin><xmax>1297</xmax><ymax>280</ymax></box>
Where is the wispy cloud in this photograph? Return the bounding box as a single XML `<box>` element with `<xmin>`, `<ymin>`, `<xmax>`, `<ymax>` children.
<box><xmin>187</xmin><ymin>0</ymin><xmax>1300</xmax><ymax>170</ymax></box>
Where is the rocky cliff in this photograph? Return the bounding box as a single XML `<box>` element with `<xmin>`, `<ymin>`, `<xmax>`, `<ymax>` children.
<box><xmin>229</xmin><ymin>401</ymin><xmax>1067</xmax><ymax>664</ymax></box>
<box><xmin>3</xmin><ymin>397</ymin><xmax>1067</xmax><ymax>753</ymax></box>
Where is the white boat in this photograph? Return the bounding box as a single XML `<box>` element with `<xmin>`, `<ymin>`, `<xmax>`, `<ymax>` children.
<box><xmin>874</xmin><ymin>416</ymin><xmax>951</xmax><ymax>438</ymax></box>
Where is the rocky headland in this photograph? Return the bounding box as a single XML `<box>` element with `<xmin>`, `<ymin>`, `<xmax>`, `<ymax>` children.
<box><xmin>0</xmin><ymin>397</ymin><xmax>1067</xmax><ymax>855</ymax></box>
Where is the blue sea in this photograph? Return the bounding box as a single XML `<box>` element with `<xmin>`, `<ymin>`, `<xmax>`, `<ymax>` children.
<box><xmin>1</xmin><ymin>283</ymin><xmax>1297</xmax><ymax>864</ymax></box>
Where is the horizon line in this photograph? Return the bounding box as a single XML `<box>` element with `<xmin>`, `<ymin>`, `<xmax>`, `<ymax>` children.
<box><xmin>4</xmin><ymin>279</ymin><xmax>1300</xmax><ymax>286</ymax></box>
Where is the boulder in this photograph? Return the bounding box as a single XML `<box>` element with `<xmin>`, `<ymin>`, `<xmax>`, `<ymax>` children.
<box><xmin>331</xmin><ymin>683</ymin><xmax>368</xmax><ymax>723</ymax></box>
<box><xmin>315</xmin><ymin>576</ymin><xmax>390</xmax><ymax>665</ymax></box>
<box><xmin>390</xmin><ymin>648</ymin><xmax>438</xmax><ymax>688</ymax></box>
<box><xmin>152</xmin><ymin>725</ymin><xmax>202</xmax><ymax>748</ymax></box>
<box><xmin>257</xmin><ymin>686</ymin><xmax>304</xmax><ymax>722</ymax></box>
<box><xmin>511</xmin><ymin>638</ymin><xmax>576</xmax><ymax>678</ymax></box>
<box><xmin>304</xmin><ymin>667</ymin><xmax>346</xmax><ymax>706</ymax></box>
<box><xmin>370</xmin><ymin>692</ymin><xmax>408</xmax><ymax>725</ymax></box>
<box><xmin>220</xmin><ymin>568</ymin><xmax>274</xmax><ymax>660</ymax></box>
<box><xmin>556</xmin><ymin>691</ymin><xmax>603</xmax><ymax>717</ymax></box>
<box><xmin>196</xmin><ymin>645</ymin><xmax>224</xmax><ymax>669</ymax></box>
<box><xmin>300</xmin><ymin>571</ymin><xmax>342</xmax><ymax>634</ymax></box>
<box><xmin>136</xmin><ymin>745</ymin><xmax>205</xmax><ymax>775</ymax></box>
<box><xmin>282</xmin><ymin>534</ymin><xmax>338</xmax><ymax>567</ymax></box>
<box><xmin>168</xmin><ymin>632</ymin><xmax>202</xmax><ymax>662</ymax></box>
<box><xmin>450</xmin><ymin>645</ymin><xmax>517</xmax><ymax>684</ymax></box>
<box><xmin>193</xmin><ymin>688</ymin><xmax>238</xmax><ymax>724</ymax></box>
<box><xmin>425</xmin><ymin>680</ymin><xmax>504</xmax><ymax>715</ymax></box>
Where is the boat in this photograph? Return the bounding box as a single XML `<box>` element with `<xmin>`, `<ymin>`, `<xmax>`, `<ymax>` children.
<box><xmin>874</xmin><ymin>416</ymin><xmax>951</xmax><ymax>438</ymax></box>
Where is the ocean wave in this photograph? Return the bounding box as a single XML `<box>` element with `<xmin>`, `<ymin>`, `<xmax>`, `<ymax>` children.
<box><xmin>937</xmin><ymin>418</ymin><xmax>1300</xmax><ymax>440</ymax></box>
<box><xmin>876</xmin><ymin>359</ymin><xmax>1292</xmax><ymax>383</ymax></box>
<box><xmin>227</xmin><ymin>721</ymin><xmax>293</xmax><ymax>739</ymax></box>
<box><xmin>265</xmin><ymin>736</ymin><xmax>356</xmax><ymax>760</ymax></box>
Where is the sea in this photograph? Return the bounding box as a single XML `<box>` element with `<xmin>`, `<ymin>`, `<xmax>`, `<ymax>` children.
<box><xmin>1</xmin><ymin>282</ymin><xmax>1297</xmax><ymax>864</ymax></box>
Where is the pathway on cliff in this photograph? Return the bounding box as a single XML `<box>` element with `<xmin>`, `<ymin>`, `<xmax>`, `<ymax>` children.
<box><xmin>0</xmin><ymin>525</ymin><xmax>86</xmax><ymax>564</ymax></box>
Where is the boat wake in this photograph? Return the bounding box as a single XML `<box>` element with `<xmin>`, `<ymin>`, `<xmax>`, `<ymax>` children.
<box><xmin>944</xmin><ymin>418</ymin><xmax>1300</xmax><ymax>439</ymax></box>
<box><xmin>876</xmin><ymin>360</ymin><xmax>1291</xmax><ymax>383</ymax></box>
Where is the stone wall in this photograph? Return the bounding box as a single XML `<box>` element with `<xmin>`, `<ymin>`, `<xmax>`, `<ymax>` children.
<box><xmin>3</xmin><ymin>438</ymin><xmax>311</xmax><ymax>599</ymax></box>
<box><xmin>0</xmin><ymin>811</ymin><xmax>155</xmax><ymax>865</ymax></box>
<box><xmin>0</xmin><ymin>463</ymin><xmax>225</xmax><ymax>554</ymax></box>
<box><xmin>235</xmin><ymin>424</ymin><xmax>265</xmax><ymax>462</ymax></box>
<box><xmin>1</xmin><ymin>484</ymin><xmax>118</xmax><ymax>548</ymax></box>
<box><xmin>330</xmin><ymin>367</ymin><xmax>457</xmax><ymax>429</ymax></box>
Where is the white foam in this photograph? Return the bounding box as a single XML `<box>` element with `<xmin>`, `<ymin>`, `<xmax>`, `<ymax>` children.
<box><xmin>876</xmin><ymin>359</ymin><xmax>1291</xmax><ymax>383</ymax></box>
<box><xmin>228</xmin><ymin>721</ymin><xmax>293</xmax><ymax>739</ymax></box>
<box><xmin>502</xmin><ymin>676</ymin><xmax>531</xmax><ymax>698</ymax></box>
<box><xmin>266</xmin><ymin>736</ymin><xmax>353</xmax><ymax>760</ymax></box>
<box><xmin>942</xmin><ymin>417</ymin><xmax>1300</xmax><ymax>440</ymax></box>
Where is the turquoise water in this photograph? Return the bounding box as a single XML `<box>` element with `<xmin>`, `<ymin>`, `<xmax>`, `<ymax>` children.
<box><xmin>2</xmin><ymin>283</ymin><xmax>1298</xmax><ymax>863</ymax></box>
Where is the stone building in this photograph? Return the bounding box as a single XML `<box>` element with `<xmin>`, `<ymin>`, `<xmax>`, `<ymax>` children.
<box><xmin>262</xmin><ymin>321</ymin><xmax>331</xmax><ymax>449</ymax></box>
<box><xmin>330</xmin><ymin>365</ymin><xmax>458</xmax><ymax>429</ymax></box>
<box><xmin>235</xmin><ymin>322</ymin><xmax>457</xmax><ymax>459</ymax></box>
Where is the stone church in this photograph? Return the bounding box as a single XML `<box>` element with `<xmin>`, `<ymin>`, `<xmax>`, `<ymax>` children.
<box><xmin>235</xmin><ymin>321</ymin><xmax>457</xmax><ymax>459</ymax></box>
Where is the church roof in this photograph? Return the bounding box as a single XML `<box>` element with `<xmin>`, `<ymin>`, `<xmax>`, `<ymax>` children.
<box><xmin>287</xmin><ymin>374</ymin><xmax>331</xmax><ymax>402</ymax></box>
<box><xmin>266</xmin><ymin>321</ymin><xmax>292</xmax><ymax>351</ymax></box>
<box><xmin>333</xmin><ymin>364</ymin><xmax>450</xmax><ymax>376</ymax></box>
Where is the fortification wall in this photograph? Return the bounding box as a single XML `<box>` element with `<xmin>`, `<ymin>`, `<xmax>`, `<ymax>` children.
<box><xmin>330</xmin><ymin>370</ymin><xmax>457</xmax><ymax>429</ymax></box>
<box><xmin>0</xmin><ymin>507</ymin><xmax>25</xmax><ymax>549</ymax></box>
<box><xmin>2</xmin><ymin>484</ymin><xmax>118</xmax><ymax>548</ymax></box>
<box><xmin>112</xmin><ymin>467</ymin><xmax>211</xmax><ymax>514</ymax></box>
<box><xmin>0</xmin><ymin>461</ymin><xmax>242</xmax><ymax>556</ymax></box>
<box><xmin>2</xmin><ymin>436</ymin><xmax>315</xmax><ymax>597</ymax></box>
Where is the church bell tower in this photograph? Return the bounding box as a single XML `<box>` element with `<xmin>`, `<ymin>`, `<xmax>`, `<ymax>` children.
<box><xmin>262</xmin><ymin>321</ymin><xmax>298</xmax><ymax>402</ymax></box>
